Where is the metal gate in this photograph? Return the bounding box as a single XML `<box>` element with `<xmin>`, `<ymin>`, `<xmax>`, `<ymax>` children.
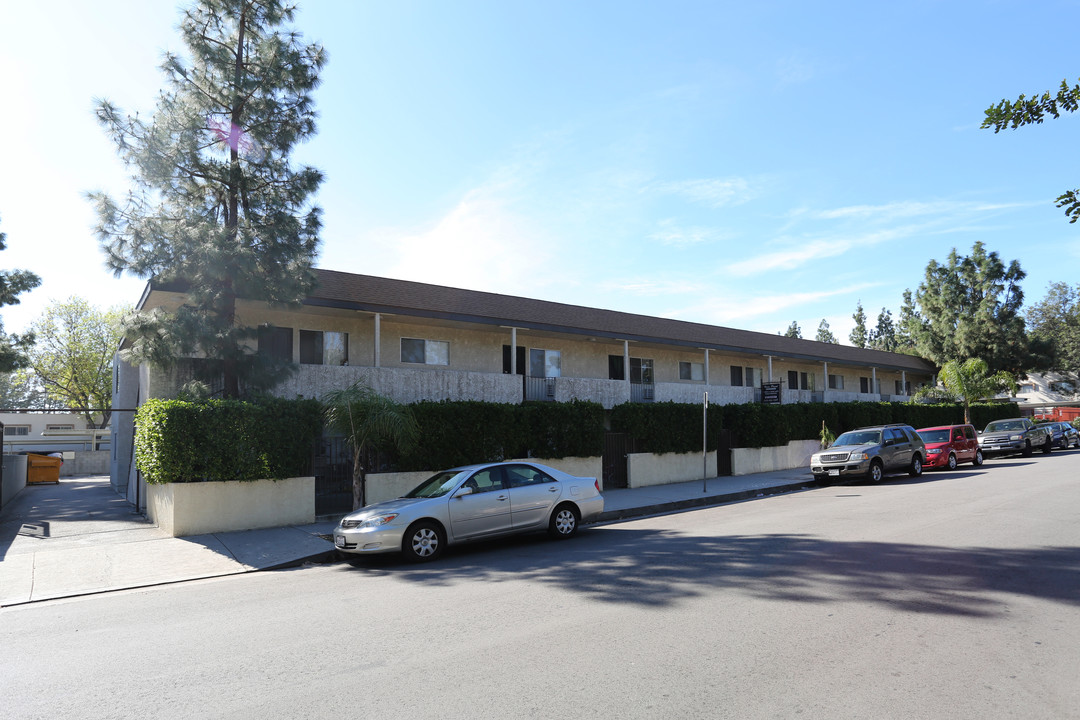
<box><xmin>602</xmin><ymin>433</ymin><xmax>640</xmax><ymax>491</ymax></box>
<box><xmin>717</xmin><ymin>429</ymin><xmax>734</xmax><ymax>476</ymax></box>
<box><xmin>312</xmin><ymin>437</ymin><xmax>353</xmax><ymax>516</ymax></box>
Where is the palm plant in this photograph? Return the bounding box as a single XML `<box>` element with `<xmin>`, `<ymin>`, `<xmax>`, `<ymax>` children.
<box><xmin>322</xmin><ymin>381</ymin><xmax>419</xmax><ymax>509</ymax></box>
<box><xmin>938</xmin><ymin>358</ymin><xmax>1017</xmax><ymax>425</ymax></box>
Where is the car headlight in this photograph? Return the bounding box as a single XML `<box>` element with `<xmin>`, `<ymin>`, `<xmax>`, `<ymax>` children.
<box><xmin>341</xmin><ymin>513</ymin><xmax>399</xmax><ymax>530</ymax></box>
<box><xmin>358</xmin><ymin>513</ymin><xmax>399</xmax><ymax>530</ymax></box>
<box><xmin>1009</xmin><ymin>434</ymin><xmax>1023</xmax><ymax>441</ymax></box>
<box><xmin>848</xmin><ymin>452</ymin><xmax>868</xmax><ymax>461</ymax></box>
<box><xmin>927</xmin><ymin>448</ymin><xmax>942</xmax><ymax>454</ymax></box>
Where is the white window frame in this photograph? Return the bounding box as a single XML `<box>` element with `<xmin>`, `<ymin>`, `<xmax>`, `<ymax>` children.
<box><xmin>4</xmin><ymin>425</ymin><xmax>31</xmax><ymax>436</ymax></box>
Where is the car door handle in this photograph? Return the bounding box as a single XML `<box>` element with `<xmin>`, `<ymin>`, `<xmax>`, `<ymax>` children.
<box><xmin>496</xmin><ymin>494</ymin><xmax>508</xmax><ymax>501</ymax></box>
<box><xmin>548</xmin><ymin>487</ymin><xmax>559</xmax><ymax>492</ymax></box>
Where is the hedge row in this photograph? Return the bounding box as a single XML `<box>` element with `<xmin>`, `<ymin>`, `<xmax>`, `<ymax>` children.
<box><xmin>610</xmin><ymin>400</ymin><xmax>1022</xmax><ymax>454</ymax></box>
<box><xmin>396</xmin><ymin>399</ymin><xmax>605</xmax><ymax>470</ymax></box>
<box><xmin>135</xmin><ymin>397</ymin><xmax>322</xmax><ymax>484</ymax></box>
<box><xmin>135</xmin><ymin>395</ymin><xmax>1021</xmax><ymax>483</ymax></box>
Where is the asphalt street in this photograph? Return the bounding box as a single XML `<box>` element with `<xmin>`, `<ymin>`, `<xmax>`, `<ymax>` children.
<box><xmin>3</xmin><ymin>450</ymin><xmax>1079</xmax><ymax>719</ymax></box>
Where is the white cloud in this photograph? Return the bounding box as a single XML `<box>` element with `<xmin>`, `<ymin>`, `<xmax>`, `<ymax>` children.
<box><xmin>653</xmin><ymin>177</ymin><xmax>755</xmax><ymax>208</ymax></box>
<box><xmin>370</xmin><ymin>183</ymin><xmax>553</xmax><ymax>297</ymax></box>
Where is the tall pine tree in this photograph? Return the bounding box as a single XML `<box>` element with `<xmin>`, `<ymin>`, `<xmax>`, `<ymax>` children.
<box><xmin>89</xmin><ymin>0</ymin><xmax>326</xmax><ymax>397</ymax></box>
<box><xmin>0</xmin><ymin>215</ymin><xmax>42</xmax><ymax>373</ymax></box>
<box><xmin>911</xmin><ymin>242</ymin><xmax>1030</xmax><ymax>374</ymax></box>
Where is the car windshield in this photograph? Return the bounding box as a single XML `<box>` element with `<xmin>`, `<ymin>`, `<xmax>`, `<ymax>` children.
<box><xmin>403</xmin><ymin>470</ymin><xmax>466</xmax><ymax>499</ymax></box>
<box><xmin>834</xmin><ymin>430</ymin><xmax>882</xmax><ymax>446</ymax></box>
<box><xmin>985</xmin><ymin>421</ymin><xmax>1022</xmax><ymax>432</ymax></box>
<box><xmin>918</xmin><ymin>430</ymin><xmax>950</xmax><ymax>444</ymax></box>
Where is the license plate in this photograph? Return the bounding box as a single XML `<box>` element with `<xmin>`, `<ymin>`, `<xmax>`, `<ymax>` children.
<box><xmin>334</xmin><ymin>536</ymin><xmax>345</xmax><ymax>548</ymax></box>
<box><xmin>828</xmin><ymin>469</ymin><xmax>840</xmax><ymax>477</ymax></box>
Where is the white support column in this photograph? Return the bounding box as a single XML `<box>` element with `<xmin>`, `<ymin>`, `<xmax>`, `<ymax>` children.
<box><xmin>872</xmin><ymin>367</ymin><xmax>877</xmax><ymax>396</ymax></box>
<box><xmin>623</xmin><ymin>340</ymin><xmax>631</xmax><ymax>387</ymax></box>
<box><xmin>703</xmin><ymin>349</ymin><xmax>710</xmax><ymax>385</ymax></box>
<box><xmin>901</xmin><ymin>371</ymin><xmax>907</xmax><ymax>396</ymax></box>
<box><xmin>374</xmin><ymin>313</ymin><xmax>381</xmax><ymax>368</ymax></box>
<box><xmin>767</xmin><ymin>356</ymin><xmax>773</xmax><ymax>382</ymax></box>
<box><xmin>823</xmin><ymin>362</ymin><xmax>829</xmax><ymax>400</ymax></box>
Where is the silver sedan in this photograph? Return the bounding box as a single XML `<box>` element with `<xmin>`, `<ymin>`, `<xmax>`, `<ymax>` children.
<box><xmin>333</xmin><ymin>461</ymin><xmax>605</xmax><ymax>562</ymax></box>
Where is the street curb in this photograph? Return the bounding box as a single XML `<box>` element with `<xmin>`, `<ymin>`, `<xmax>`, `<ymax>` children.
<box><xmin>588</xmin><ymin>479</ymin><xmax>829</xmax><ymax>524</ymax></box>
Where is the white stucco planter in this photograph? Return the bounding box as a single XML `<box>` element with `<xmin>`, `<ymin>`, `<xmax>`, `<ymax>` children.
<box><xmin>147</xmin><ymin>476</ymin><xmax>315</xmax><ymax>537</ymax></box>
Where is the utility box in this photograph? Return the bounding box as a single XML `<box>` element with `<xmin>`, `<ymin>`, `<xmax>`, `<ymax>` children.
<box><xmin>26</xmin><ymin>454</ymin><xmax>62</xmax><ymax>485</ymax></box>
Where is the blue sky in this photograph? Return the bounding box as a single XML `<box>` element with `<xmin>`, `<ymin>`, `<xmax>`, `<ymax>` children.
<box><xmin>2</xmin><ymin>1</ymin><xmax>1078</xmax><ymax>343</ymax></box>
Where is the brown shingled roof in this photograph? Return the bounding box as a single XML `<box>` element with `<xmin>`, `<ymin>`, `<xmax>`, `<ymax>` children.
<box><xmin>307</xmin><ymin>269</ymin><xmax>935</xmax><ymax>374</ymax></box>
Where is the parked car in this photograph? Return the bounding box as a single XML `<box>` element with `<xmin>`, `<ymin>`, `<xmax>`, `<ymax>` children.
<box><xmin>810</xmin><ymin>423</ymin><xmax>926</xmax><ymax>483</ymax></box>
<box><xmin>977</xmin><ymin>418</ymin><xmax>1053</xmax><ymax>457</ymax></box>
<box><xmin>915</xmin><ymin>424</ymin><xmax>984</xmax><ymax>470</ymax></box>
<box><xmin>1047</xmin><ymin>421</ymin><xmax>1079</xmax><ymax>449</ymax></box>
<box><xmin>333</xmin><ymin>461</ymin><xmax>605</xmax><ymax>562</ymax></box>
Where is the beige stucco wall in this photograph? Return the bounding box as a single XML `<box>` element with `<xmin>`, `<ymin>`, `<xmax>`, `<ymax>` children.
<box><xmin>731</xmin><ymin>440</ymin><xmax>821</xmax><ymax>475</ymax></box>
<box><xmin>628</xmin><ymin>451</ymin><xmax>718</xmax><ymax>488</ymax></box>
<box><xmin>147</xmin><ymin>476</ymin><xmax>315</xmax><ymax>537</ymax></box>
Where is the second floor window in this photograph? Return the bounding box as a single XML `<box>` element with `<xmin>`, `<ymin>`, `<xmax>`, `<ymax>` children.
<box><xmin>828</xmin><ymin>374</ymin><xmax>844</xmax><ymax>390</ymax></box>
<box><xmin>529</xmin><ymin>349</ymin><xmax>561</xmax><ymax>378</ymax></box>
<box><xmin>630</xmin><ymin>357</ymin><xmax>653</xmax><ymax>384</ymax></box>
<box><xmin>300</xmin><ymin>330</ymin><xmax>349</xmax><ymax>366</ymax></box>
<box><xmin>4</xmin><ymin>425</ymin><xmax>30</xmax><ymax>436</ymax></box>
<box><xmin>258</xmin><ymin>326</ymin><xmax>293</xmax><ymax>362</ymax></box>
<box><xmin>401</xmin><ymin>338</ymin><xmax>449</xmax><ymax>365</ymax></box>
<box><xmin>680</xmin><ymin>361</ymin><xmax>704</xmax><ymax>381</ymax></box>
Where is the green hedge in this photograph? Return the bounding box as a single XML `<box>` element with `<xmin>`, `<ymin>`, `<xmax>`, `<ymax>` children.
<box><xmin>610</xmin><ymin>400</ymin><xmax>1021</xmax><ymax>451</ymax></box>
<box><xmin>396</xmin><ymin>399</ymin><xmax>604</xmax><ymax>470</ymax></box>
<box><xmin>135</xmin><ymin>397</ymin><xmax>322</xmax><ymax>484</ymax></box>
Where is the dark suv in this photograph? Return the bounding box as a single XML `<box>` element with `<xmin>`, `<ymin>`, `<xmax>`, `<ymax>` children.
<box><xmin>811</xmin><ymin>423</ymin><xmax>926</xmax><ymax>483</ymax></box>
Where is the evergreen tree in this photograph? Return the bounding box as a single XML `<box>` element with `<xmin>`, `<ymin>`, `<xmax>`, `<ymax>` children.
<box><xmin>868</xmin><ymin>307</ymin><xmax>897</xmax><ymax>352</ymax></box>
<box><xmin>782</xmin><ymin>321</ymin><xmax>802</xmax><ymax>338</ymax></box>
<box><xmin>1026</xmin><ymin>282</ymin><xmax>1080</xmax><ymax>377</ymax></box>
<box><xmin>849</xmin><ymin>301</ymin><xmax>868</xmax><ymax>348</ymax></box>
<box><xmin>815</xmin><ymin>319</ymin><xmax>837</xmax><ymax>344</ymax></box>
<box><xmin>910</xmin><ymin>242</ymin><xmax>1030</xmax><ymax>374</ymax></box>
<box><xmin>895</xmin><ymin>288</ymin><xmax>922</xmax><ymax>353</ymax></box>
<box><xmin>0</xmin><ymin>215</ymin><xmax>42</xmax><ymax>373</ymax></box>
<box><xmin>89</xmin><ymin>0</ymin><xmax>326</xmax><ymax>397</ymax></box>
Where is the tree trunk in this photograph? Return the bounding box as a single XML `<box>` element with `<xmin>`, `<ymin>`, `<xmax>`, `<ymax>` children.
<box><xmin>351</xmin><ymin>446</ymin><xmax>364</xmax><ymax>510</ymax></box>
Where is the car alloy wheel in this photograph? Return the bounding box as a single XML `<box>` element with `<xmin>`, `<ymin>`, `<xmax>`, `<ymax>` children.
<box><xmin>867</xmin><ymin>461</ymin><xmax>883</xmax><ymax>483</ymax></box>
<box><xmin>403</xmin><ymin>521</ymin><xmax>444</xmax><ymax>562</ymax></box>
<box><xmin>909</xmin><ymin>455</ymin><xmax>922</xmax><ymax>477</ymax></box>
<box><xmin>947</xmin><ymin>453</ymin><xmax>957</xmax><ymax>471</ymax></box>
<box><xmin>548</xmin><ymin>504</ymin><xmax>580</xmax><ymax>539</ymax></box>
<box><xmin>973</xmin><ymin>449</ymin><xmax>984</xmax><ymax>466</ymax></box>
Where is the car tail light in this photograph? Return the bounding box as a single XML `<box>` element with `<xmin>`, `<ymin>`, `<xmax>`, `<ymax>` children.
<box><xmin>595</xmin><ymin>479</ymin><xmax>601</xmax><ymax>493</ymax></box>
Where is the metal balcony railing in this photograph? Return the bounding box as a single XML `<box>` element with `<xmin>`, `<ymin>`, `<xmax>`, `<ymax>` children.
<box><xmin>630</xmin><ymin>382</ymin><xmax>655</xmax><ymax>403</ymax></box>
<box><xmin>525</xmin><ymin>376</ymin><xmax>557</xmax><ymax>402</ymax></box>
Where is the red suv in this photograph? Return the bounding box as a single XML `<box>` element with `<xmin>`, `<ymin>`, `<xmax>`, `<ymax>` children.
<box><xmin>916</xmin><ymin>424</ymin><xmax>984</xmax><ymax>470</ymax></box>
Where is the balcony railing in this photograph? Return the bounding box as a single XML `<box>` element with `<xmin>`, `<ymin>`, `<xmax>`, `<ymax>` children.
<box><xmin>631</xmin><ymin>382</ymin><xmax>655</xmax><ymax>403</ymax></box>
<box><xmin>525</xmin><ymin>375</ymin><xmax>557</xmax><ymax>402</ymax></box>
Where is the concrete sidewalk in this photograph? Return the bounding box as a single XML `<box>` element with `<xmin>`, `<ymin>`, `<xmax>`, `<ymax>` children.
<box><xmin>0</xmin><ymin>468</ymin><xmax>823</xmax><ymax>607</ymax></box>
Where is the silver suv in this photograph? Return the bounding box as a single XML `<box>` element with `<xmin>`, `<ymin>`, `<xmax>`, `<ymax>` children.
<box><xmin>811</xmin><ymin>423</ymin><xmax>926</xmax><ymax>483</ymax></box>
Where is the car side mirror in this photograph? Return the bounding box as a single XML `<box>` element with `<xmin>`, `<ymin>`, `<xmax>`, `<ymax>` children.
<box><xmin>455</xmin><ymin>486</ymin><xmax>475</xmax><ymax>497</ymax></box>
